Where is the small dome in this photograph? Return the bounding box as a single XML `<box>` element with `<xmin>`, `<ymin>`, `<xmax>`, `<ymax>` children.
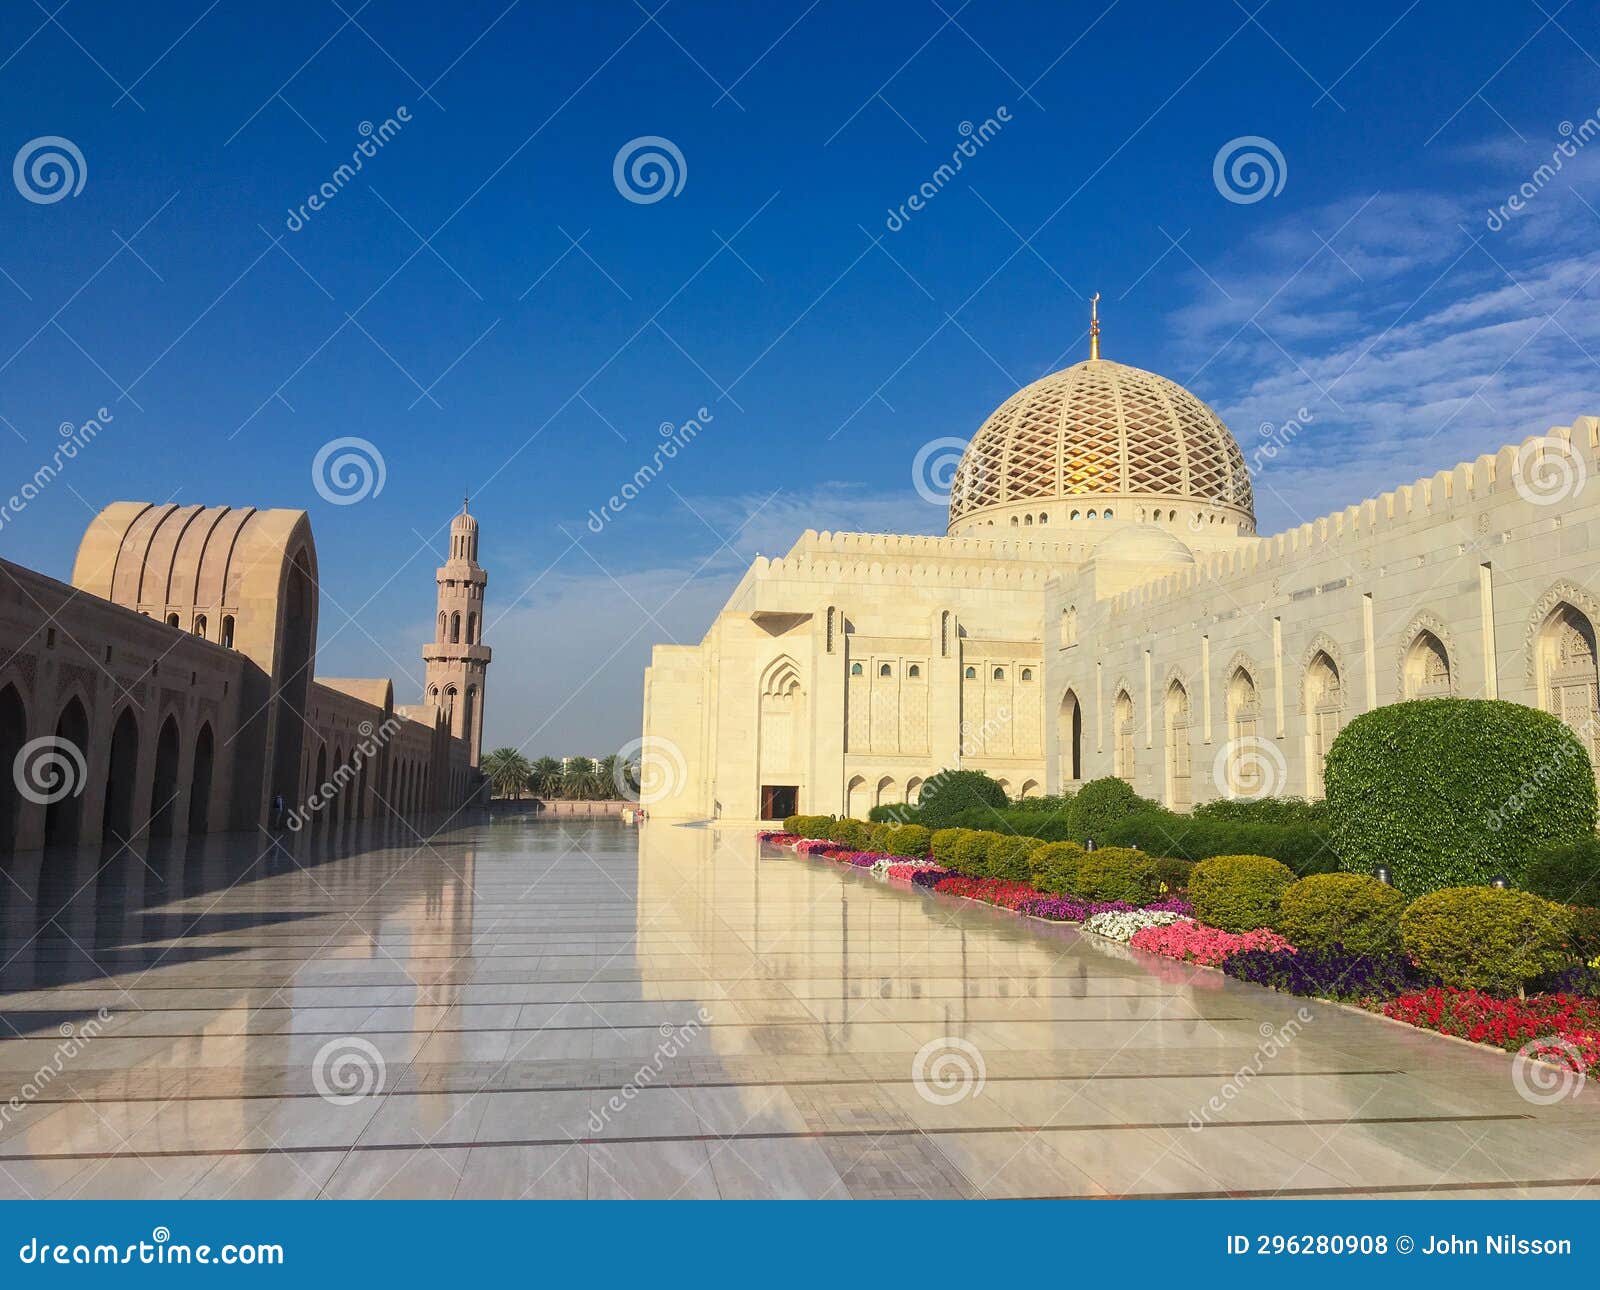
<box><xmin>451</xmin><ymin>503</ymin><xmax>478</xmax><ymax>536</ymax></box>
<box><xmin>1091</xmin><ymin>524</ymin><xmax>1195</xmax><ymax>567</ymax></box>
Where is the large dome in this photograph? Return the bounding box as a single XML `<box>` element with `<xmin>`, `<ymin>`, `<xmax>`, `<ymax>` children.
<box><xmin>947</xmin><ymin>357</ymin><xmax>1255</xmax><ymax>540</ymax></box>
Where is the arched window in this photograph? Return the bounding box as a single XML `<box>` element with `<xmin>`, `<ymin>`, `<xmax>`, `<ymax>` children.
<box><xmin>1021</xmin><ymin>668</ymin><xmax>1034</xmax><ymax>681</ymax></box>
<box><xmin>1404</xmin><ymin>630</ymin><xmax>1452</xmax><ymax>698</ymax></box>
<box><xmin>850</xmin><ymin>662</ymin><xmax>863</xmax><ymax>676</ymax></box>
<box><xmin>1060</xmin><ymin>605</ymin><xmax>1078</xmax><ymax>649</ymax></box>
<box><xmin>1059</xmin><ymin>689</ymin><xmax>1082</xmax><ymax>783</ymax></box>
<box><xmin>879</xmin><ymin>663</ymin><xmax>892</xmax><ymax>677</ymax></box>
<box><xmin>165</xmin><ymin>612</ymin><xmax>180</xmax><ymax>628</ymax></box>
<box><xmin>192</xmin><ymin>615</ymin><xmax>207</xmax><ymax>639</ymax></box>
<box><xmin>1304</xmin><ymin>651</ymin><xmax>1344</xmax><ymax>799</ymax></box>
<box><xmin>1104</xmin><ymin>508</ymin><xmax>1114</xmax><ymax>520</ymax></box>
<box><xmin>1010</xmin><ymin>515</ymin><xmax>1020</xmax><ymax>526</ymax></box>
<box><xmin>220</xmin><ymin>616</ymin><xmax>235</xmax><ymax>648</ymax></box>
<box><xmin>1070</xmin><ymin>509</ymin><xmax>1081</xmax><ymax>520</ymax></box>
<box><xmin>1538</xmin><ymin>603</ymin><xmax>1600</xmax><ymax>779</ymax></box>
<box><xmin>466</xmin><ymin>612</ymin><xmax>477</xmax><ymax>644</ymax></box>
<box><xmin>1114</xmin><ymin>690</ymin><xmax>1135</xmax><ymax>783</ymax></box>
<box><xmin>964</xmin><ymin>666</ymin><xmax>976</xmax><ymax>679</ymax></box>
<box><xmin>907</xmin><ymin>664</ymin><xmax>921</xmax><ymax>679</ymax></box>
<box><xmin>450</xmin><ymin>612</ymin><xmax>461</xmax><ymax>644</ymax></box>
<box><xmin>1165</xmin><ymin>680</ymin><xmax>1192</xmax><ymax>810</ymax></box>
<box><xmin>1225</xmin><ymin>668</ymin><xmax>1264</xmax><ymax>798</ymax></box>
<box><xmin>1024</xmin><ymin>514</ymin><xmax>1033</xmax><ymax>526</ymax></box>
<box><xmin>1087</xmin><ymin>510</ymin><xmax>1098</xmax><ymax>520</ymax></box>
<box><xmin>992</xmin><ymin>667</ymin><xmax>1005</xmax><ymax>681</ymax></box>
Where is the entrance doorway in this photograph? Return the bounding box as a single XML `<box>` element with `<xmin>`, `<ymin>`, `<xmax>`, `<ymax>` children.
<box><xmin>760</xmin><ymin>785</ymin><xmax>797</xmax><ymax>820</ymax></box>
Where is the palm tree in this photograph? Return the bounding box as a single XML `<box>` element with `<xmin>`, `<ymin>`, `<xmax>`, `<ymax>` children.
<box><xmin>595</xmin><ymin>753</ymin><xmax>626</xmax><ymax>799</ymax></box>
<box><xmin>562</xmin><ymin>756</ymin><xmax>601</xmax><ymax>800</ymax></box>
<box><xmin>530</xmin><ymin>756</ymin><xmax>563</xmax><ymax>797</ymax></box>
<box><xmin>480</xmin><ymin>747</ymin><xmax>531</xmax><ymax>800</ymax></box>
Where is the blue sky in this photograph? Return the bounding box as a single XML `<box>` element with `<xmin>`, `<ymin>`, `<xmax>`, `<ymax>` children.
<box><xmin>2</xmin><ymin>0</ymin><xmax>1598</xmax><ymax>754</ymax></box>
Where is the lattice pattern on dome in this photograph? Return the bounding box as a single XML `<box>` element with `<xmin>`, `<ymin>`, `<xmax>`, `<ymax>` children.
<box><xmin>948</xmin><ymin>359</ymin><xmax>1255</xmax><ymax>523</ymax></box>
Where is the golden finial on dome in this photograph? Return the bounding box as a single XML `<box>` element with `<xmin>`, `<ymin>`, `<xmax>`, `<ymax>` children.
<box><xmin>1089</xmin><ymin>292</ymin><xmax>1101</xmax><ymax>362</ymax></box>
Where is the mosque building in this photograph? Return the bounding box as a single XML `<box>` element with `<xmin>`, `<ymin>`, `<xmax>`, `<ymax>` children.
<box><xmin>642</xmin><ymin>306</ymin><xmax>1600</xmax><ymax>820</ymax></box>
<box><xmin>0</xmin><ymin>498</ymin><xmax>489</xmax><ymax>853</ymax></box>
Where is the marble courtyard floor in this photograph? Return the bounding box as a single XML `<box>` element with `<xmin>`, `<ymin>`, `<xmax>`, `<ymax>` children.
<box><xmin>0</xmin><ymin>817</ymin><xmax>1598</xmax><ymax>1200</ymax></box>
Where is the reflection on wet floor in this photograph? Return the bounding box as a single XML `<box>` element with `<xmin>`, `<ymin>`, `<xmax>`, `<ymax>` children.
<box><xmin>0</xmin><ymin>817</ymin><xmax>1597</xmax><ymax>1199</ymax></box>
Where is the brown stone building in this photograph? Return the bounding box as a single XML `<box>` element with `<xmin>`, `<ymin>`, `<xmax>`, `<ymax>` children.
<box><xmin>0</xmin><ymin>499</ymin><xmax>488</xmax><ymax>853</ymax></box>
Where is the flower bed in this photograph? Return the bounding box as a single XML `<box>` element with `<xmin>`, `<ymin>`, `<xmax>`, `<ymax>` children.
<box><xmin>1223</xmin><ymin>945</ymin><xmax>1435</xmax><ymax>1001</ymax></box>
<box><xmin>1018</xmin><ymin>895</ymin><xmax>1090</xmax><ymax>921</ymax></box>
<box><xmin>886</xmin><ymin>862</ymin><xmax>940</xmax><ymax>883</ymax></box>
<box><xmin>1081</xmin><ymin>909</ymin><xmax>1190</xmax><ymax>943</ymax></box>
<box><xmin>1130</xmin><ymin>921</ymin><xmax>1293</xmax><ymax>967</ymax></box>
<box><xmin>930</xmin><ymin>876</ymin><xmax>1041</xmax><ymax>910</ymax></box>
<box><xmin>1379</xmin><ymin>988</ymin><xmax>1600</xmax><ymax>1073</ymax></box>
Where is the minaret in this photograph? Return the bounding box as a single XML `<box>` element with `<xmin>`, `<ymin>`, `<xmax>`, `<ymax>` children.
<box><xmin>422</xmin><ymin>498</ymin><xmax>491</xmax><ymax>766</ymax></box>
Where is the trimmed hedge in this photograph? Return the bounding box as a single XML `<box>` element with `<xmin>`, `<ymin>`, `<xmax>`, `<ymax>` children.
<box><xmin>1192</xmin><ymin>796</ymin><xmax>1326</xmax><ymax>828</ymax></box>
<box><xmin>1189</xmin><ymin>854</ymin><xmax>1295</xmax><ymax>932</ymax></box>
<box><xmin>1071</xmin><ymin>847</ymin><xmax>1162</xmax><ymax>905</ymax></box>
<box><xmin>949</xmin><ymin>831</ymin><xmax>1006</xmax><ymax>877</ymax></box>
<box><xmin>1103</xmin><ymin>808</ymin><xmax>1336</xmax><ymax>875</ymax></box>
<box><xmin>916</xmin><ymin>769</ymin><xmax>1009</xmax><ymax>829</ymax></box>
<box><xmin>783</xmin><ymin>814</ymin><xmax>833</xmax><ymax>839</ymax></box>
<box><xmin>825</xmin><ymin>818</ymin><xmax>870</xmax><ymax>849</ymax></box>
<box><xmin>986</xmin><ymin>835</ymin><xmax>1036</xmax><ymax>882</ymax></box>
<box><xmin>1028</xmin><ymin>841</ymin><xmax>1086</xmax><ymax>895</ymax></box>
<box><xmin>930</xmin><ymin>828</ymin><xmax>966</xmax><ymax>866</ymax></box>
<box><xmin>944</xmin><ymin>807</ymin><xmax>1074</xmax><ymax>841</ymax></box>
<box><xmin>1523</xmin><ymin>840</ymin><xmax>1600</xmax><ymax>905</ymax></box>
<box><xmin>1399</xmin><ymin>886</ymin><xmax>1575</xmax><ymax>992</ymax></box>
<box><xmin>885</xmin><ymin>824</ymin><xmax>932</xmax><ymax>858</ymax></box>
<box><xmin>1275</xmin><ymin>873</ymin><xmax>1408</xmax><ymax>955</ymax></box>
<box><xmin>1325</xmin><ymin>698</ymin><xmax>1598</xmax><ymax>894</ymax></box>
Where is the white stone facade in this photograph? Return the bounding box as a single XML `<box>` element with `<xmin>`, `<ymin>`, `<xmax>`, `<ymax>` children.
<box><xmin>642</xmin><ymin>353</ymin><xmax>1600</xmax><ymax>823</ymax></box>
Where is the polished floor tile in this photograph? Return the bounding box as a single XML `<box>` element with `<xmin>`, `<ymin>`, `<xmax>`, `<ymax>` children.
<box><xmin>0</xmin><ymin>817</ymin><xmax>1595</xmax><ymax>1198</ymax></box>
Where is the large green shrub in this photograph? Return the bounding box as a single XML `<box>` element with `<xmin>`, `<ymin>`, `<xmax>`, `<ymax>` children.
<box><xmin>825</xmin><ymin>818</ymin><xmax>871</xmax><ymax>849</ymax></box>
<box><xmin>1028</xmin><ymin>841</ymin><xmax>1086</xmax><ymax>894</ymax></box>
<box><xmin>1189</xmin><ymin>854</ymin><xmax>1296</xmax><ymax>932</ymax></box>
<box><xmin>1103</xmin><ymin>809</ymin><xmax>1337</xmax><ymax>875</ymax></box>
<box><xmin>885</xmin><ymin>824</ymin><xmax>932</xmax><ymax>858</ymax></box>
<box><xmin>784</xmin><ymin>814</ymin><xmax>833</xmax><ymax>838</ymax></box>
<box><xmin>1151</xmin><ymin>855</ymin><xmax>1194</xmax><ymax>895</ymax></box>
<box><xmin>1399</xmin><ymin>887</ymin><xmax>1575</xmax><ymax>991</ymax></box>
<box><xmin>1523</xmin><ymin>839</ymin><xmax>1600</xmax><ymax>905</ymax></box>
<box><xmin>916</xmin><ymin>769</ymin><xmax>1009</xmax><ymax>829</ymax></box>
<box><xmin>1274</xmin><ymin>873</ymin><xmax>1408</xmax><ymax>954</ymax></box>
<box><xmin>986</xmin><ymin>835</ymin><xmax>1036</xmax><ymax>882</ymax></box>
<box><xmin>949</xmin><ymin>831</ymin><xmax>1005</xmax><ymax>877</ymax></box>
<box><xmin>1007</xmin><ymin>793</ymin><xmax>1075</xmax><ymax>815</ymax></box>
<box><xmin>1072</xmin><ymin>847</ymin><xmax>1162</xmax><ymax>904</ymax></box>
<box><xmin>1325</xmin><ymin>698</ymin><xmax>1598</xmax><ymax>894</ymax></box>
<box><xmin>930</xmin><ymin>828</ymin><xmax>966</xmax><ymax>866</ymax></box>
<box><xmin>944</xmin><ymin>807</ymin><xmax>1074</xmax><ymax>841</ymax></box>
<box><xmin>1067</xmin><ymin>777</ymin><xmax>1154</xmax><ymax>842</ymax></box>
<box><xmin>1569</xmin><ymin>906</ymin><xmax>1600</xmax><ymax>964</ymax></box>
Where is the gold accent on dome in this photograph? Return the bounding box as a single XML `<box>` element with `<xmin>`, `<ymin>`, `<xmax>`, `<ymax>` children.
<box><xmin>1089</xmin><ymin>292</ymin><xmax>1100</xmax><ymax>362</ymax></box>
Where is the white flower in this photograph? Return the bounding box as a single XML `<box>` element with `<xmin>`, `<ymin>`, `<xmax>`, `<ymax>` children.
<box><xmin>1081</xmin><ymin>909</ymin><xmax>1191</xmax><ymax>943</ymax></box>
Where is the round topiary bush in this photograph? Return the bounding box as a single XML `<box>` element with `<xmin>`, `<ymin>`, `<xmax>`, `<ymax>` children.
<box><xmin>885</xmin><ymin>824</ymin><xmax>932</xmax><ymax>858</ymax></box>
<box><xmin>1072</xmin><ymin>847</ymin><xmax>1162</xmax><ymax>904</ymax></box>
<box><xmin>930</xmin><ymin>828</ymin><xmax>966</xmax><ymax>866</ymax></box>
<box><xmin>1028</xmin><ymin>841</ymin><xmax>1086</xmax><ymax>894</ymax></box>
<box><xmin>1399</xmin><ymin>887</ymin><xmax>1575</xmax><ymax>992</ymax></box>
<box><xmin>950</xmin><ymin>831</ymin><xmax>1003</xmax><ymax>877</ymax></box>
<box><xmin>1324</xmin><ymin>698</ymin><xmax>1597</xmax><ymax>895</ymax></box>
<box><xmin>986</xmin><ymin>835</ymin><xmax>1036</xmax><ymax>882</ymax></box>
<box><xmin>1523</xmin><ymin>839</ymin><xmax>1600</xmax><ymax>905</ymax></box>
<box><xmin>1189</xmin><ymin>854</ymin><xmax>1296</xmax><ymax>932</ymax></box>
<box><xmin>1067</xmin><ymin>776</ymin><xmax>1154</xmax><ymax>843</ymax></box>
<box><xmin>1274</xmin><ymin>873</ymin><xmax>1408</xmax><ymax>954</ymax></box>
<box><xmin>916</xmin><ymin>769</ymin><xmax>1009</xmax><ymax>829</ymax></box>
<box><xmin>826</xmin><ymin>818</ymin><xmax>870</xmax><ymax>849</ymax></box>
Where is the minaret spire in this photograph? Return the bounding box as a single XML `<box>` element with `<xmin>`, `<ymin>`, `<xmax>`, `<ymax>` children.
<box><xmin>1089</xmin><ymin>292</ymin><xmax>1101</xmax><ymax>361</ymax></box>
